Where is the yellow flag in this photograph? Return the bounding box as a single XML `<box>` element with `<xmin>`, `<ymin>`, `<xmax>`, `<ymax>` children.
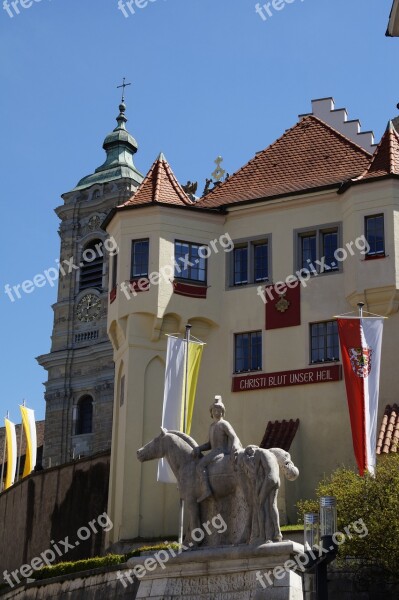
<box><xmin>4</xmin><ymin>418</ymin><xmax>17</xmax><ymax>490</ymax></box>
<box><xmin>158</xmin><ymin>336</ymin><xmax>204</xmax><ymax>483</ymax></box>
<box><xmin>183</xmin><ymin>341</ymin><xmax>204</xmax><ymax>435</ymax></box>
<box><xmin>20</xmin><ymin>406</ymin><xmax>37</xmax><ymax>478</ymax></box>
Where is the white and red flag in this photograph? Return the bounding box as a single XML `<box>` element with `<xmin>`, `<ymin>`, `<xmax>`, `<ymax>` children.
<box><xmin>337</xmin><ymin>317</ymin><xmax>384</xmax><ymax>476</ymax></box>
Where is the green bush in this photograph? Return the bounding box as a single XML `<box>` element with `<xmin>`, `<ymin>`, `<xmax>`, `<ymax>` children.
<box><xmin>33</xmin><ymin>555</ymin><xmax>124</xmax><ymax>581</ymax></box>
<box><xmin>296</xmin><ymin>454</ymin><xmax>399</xmax><ymax>577</ymax></box>
<box><xmin>32</xmin><ymin>542</ymin><xmax>180</xmax><ymax>583</ymax></box>
<box><xmin>280</xmin><ymin>524</ymin><xmax>304</xmax><ymax>532</ymax></box>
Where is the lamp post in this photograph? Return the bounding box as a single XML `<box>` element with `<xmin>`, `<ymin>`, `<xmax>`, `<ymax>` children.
<box><xmin>304</xmin><ymin>512</ymin><xmax>320</xmax><ymax>551</ymax></box>
<box><xmin>320</xmin><ymin>496</ymin><xmax>337</xmax><ymax>546</ymax></box>
<box><xmin>303</xmin><ymin>496</ymin><xmax>338</xmax><ymax>600</ymax></box>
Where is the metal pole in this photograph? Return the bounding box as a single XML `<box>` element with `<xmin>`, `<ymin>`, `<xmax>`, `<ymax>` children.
<box><xmin>178</xmin><ymin>324</ymin><xmax>192</xmax><ymax>548</ymax></box>
<box><xmin>183</xmin><ymin>324</ymin><xmax>192</xmax><ymax>434</ymax></box>
<box><xmin>0</xmin><ymin>412</ymin><xmax>9</xmax><ymax>493</ymax></box>
<box><xmin>357</xmin><ymin>302</ymin><xmax>364</xmax><ymax>318</ymax></box>
<box><xmin>316</xmin><ymin>561</ymin><xmax>329</xmax><ymax>600</ymax></box>
<box><xmin>178</xmin><ymin>500</ymin><xmax>184</xmax><ymax>549</ymax></box>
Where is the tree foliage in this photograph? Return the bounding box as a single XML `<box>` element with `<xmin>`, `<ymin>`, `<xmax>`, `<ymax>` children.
<box><xmin>296</xmin><ymin>454</ymin><xmax>399</xmax><ymax>577</ymax></box>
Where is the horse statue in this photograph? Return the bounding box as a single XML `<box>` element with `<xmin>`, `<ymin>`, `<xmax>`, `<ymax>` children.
<box><xmin>137</xmin><ymin>428</ymin><xmax>299</xmax><ymax>546</ymax></box>
<box><xmin>236</xmin><ymin>445</ymin><xmax>299</xmax><ymax>545</ymax></box>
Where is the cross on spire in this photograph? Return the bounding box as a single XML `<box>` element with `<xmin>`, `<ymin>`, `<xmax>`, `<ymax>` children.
<box><xmin>212</xmin><ymin>156</ymin><xmax>226</xmax><ymax>182</ymax></box>
<box><xmin>117</xmin><ymin>77</ymin><xmax>132</xmax><ymax>103</ymax></box>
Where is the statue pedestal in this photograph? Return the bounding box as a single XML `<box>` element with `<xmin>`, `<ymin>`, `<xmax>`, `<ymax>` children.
<box><xmin>127</xmin><ymin>541</ymin><xmax>304</xmax><ymax>599</ymax></box>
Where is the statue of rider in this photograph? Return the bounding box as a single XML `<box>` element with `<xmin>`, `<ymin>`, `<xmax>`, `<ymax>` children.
<box><xmin>192</xmin><ymin>396</ymin><xmax>242</xmax><ymax>503</ymax></box>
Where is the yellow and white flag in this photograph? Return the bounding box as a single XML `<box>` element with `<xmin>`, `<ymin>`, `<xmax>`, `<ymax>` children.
<box><xmin>157</xmin><ymin>335</ymin><xmax>204</xmax><ymax>483</ymax></box>
<box><xmin>20</xmin><ymin>406</ymin><xmax>37</xmax><ymax>478</ymax></box>
<box><xmin>4</xmin><ymin>418</ymin><xmax>17</xmax><ymax>490</ymax></box>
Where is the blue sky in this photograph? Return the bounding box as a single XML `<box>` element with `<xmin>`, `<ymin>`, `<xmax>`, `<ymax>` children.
<box><xmin>0</xmin><ymin>0</ymin><xmax>396</xmax><ymax>423</ymax></box>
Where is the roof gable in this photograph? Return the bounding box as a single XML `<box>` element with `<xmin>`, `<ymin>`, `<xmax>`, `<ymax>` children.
<box><xmin>198</xmin><ymin>116</ymin><xmax>372</xmax><ymax>208</ymax></box>
<box><xmin>352</xmin><ymin>121</ymin><xmax>399</xmax><ymax>182</ymax></box>
<box><xmin>121</xmin><ymin>153</ymin><xmax>193</xmax><ymax>208</ymax></box>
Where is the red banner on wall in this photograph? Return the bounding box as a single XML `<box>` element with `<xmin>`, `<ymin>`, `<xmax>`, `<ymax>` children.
<box><xmin>265</xmin><ymin>282</ymin><xmax>301</xmax><ymax>330</ymax></box>
<box><xmin>232</xmin><ymin>364</ymin><xmax>342</xmax><ymax>392</ymax></box>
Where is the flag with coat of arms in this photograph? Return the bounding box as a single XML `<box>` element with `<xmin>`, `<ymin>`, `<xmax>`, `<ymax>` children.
<box><xmin>337</xmin><ymin>316</ymin><xmax>384</xmax><ymax>476</ymax></box>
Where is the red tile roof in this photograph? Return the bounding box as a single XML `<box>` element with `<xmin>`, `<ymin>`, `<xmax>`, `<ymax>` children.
<box><xmin>260</xmin><ymin>419</ymin><xmax>299</xmax><ymax>452</ymax></box>
<box><xmin>377</xmin><ymin>404</ymin><xmax>399</xmax><ymax>454</ymax></box>
<box><xmin>120</xmin><ymin>153</ymin><xmax>193</xmax><ymax>208</ymax></box>
<box><xmin>351</xmin><ymin>121</ymin><xmax>399</xmax><ymax>182</ymax></box>
<box><xmin>198</xmin><ymin>116</ymin><xmax>372</xmax><ymax>208</ymax></box>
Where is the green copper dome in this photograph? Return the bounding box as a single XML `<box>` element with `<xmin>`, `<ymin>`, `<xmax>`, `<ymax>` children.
<box><xmin>73</xmin><ymin>102</ymin><xmax>144</xmax><ymax>192</ymax></box>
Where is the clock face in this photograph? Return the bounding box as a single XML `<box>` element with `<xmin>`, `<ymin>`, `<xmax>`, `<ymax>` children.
<box><xmin>76</xmin><ymin>294</ymin><xmax>101</xmax><ymax>322</ymax></box>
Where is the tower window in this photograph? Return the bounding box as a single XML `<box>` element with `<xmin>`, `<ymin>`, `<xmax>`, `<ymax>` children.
<box><xmin>174</xmin><ymin>240</ymin><xmax>207</xmax><ymax>283</ymax></box>
<box><xmin>80</xmin><ymin>240</ymin><xmax>104</xmax><ymax>291</ymax></box>
<box><xmin>365</xmin><ymin>214</ymin><xmax>385</xmax><ymax>257</ymax></box>
<box><xmin>111</xmin><ymin>252</ymin><xmax>118</xmax><ymax>290</ymax></box>
<box><xmin>75</xmin><ymin>395</ymin><xmax>93</xmax><ymax>435</ymax></box>
<box><xmin>131</xmin><ymin>239</ymin><xmax>149</xmax><ymax>279</ymax></box>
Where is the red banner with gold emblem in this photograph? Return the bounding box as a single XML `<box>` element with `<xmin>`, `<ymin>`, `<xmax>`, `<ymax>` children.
<box><xmin>265</xmin><ymin>282</ymin><xmax>301</xmax><ymax>330</ymax></box>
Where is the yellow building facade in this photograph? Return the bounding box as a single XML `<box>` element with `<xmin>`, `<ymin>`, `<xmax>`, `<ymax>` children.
<box><xmin>104</xmin><ymin>99</ymin><xmax>399</xmax><ymax>544</ymax></box>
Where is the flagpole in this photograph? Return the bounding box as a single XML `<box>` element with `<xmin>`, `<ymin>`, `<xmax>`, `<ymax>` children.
<box><xmin>183</xmin><ymin>324</ymin><xmax>192</xmax><ymax>434</ymax></box>
<box><xmin>358</xmin><ymin>302</ymin><xmax>364</xmax><ymax>318</ymax></box>
<box><xmin>0</xmin><ymin>412</ymin><xmax>9</xmax><ymax>493</ymax></box>
<box><xmin>178</xmin><ymin>324</ymin><xmax>192</xmax><ymax>547</ymax></box>
<box><xmin>16</xmin><ymin>400</ymin><xmax>25</xmax><ymax>482</ymax></box>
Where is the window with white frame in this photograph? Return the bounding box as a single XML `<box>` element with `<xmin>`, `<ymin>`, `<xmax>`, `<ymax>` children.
<box><xmin>296</xmin><ymin>225</ymin><xmax>340</xmax><ymax>273</ymax></box>
<box><xmin>310</xmin><ymin>321</ymin><xmax>339</xmax><ymax>364</ymax></box>
<box><xmin>234</xmin><ymin>331</ymin><xmax>262</xmax><ymax>373</ymax></box>
<box><xmin>131</xmin><ymin>239</ymin><xmax>149</xmax><ymax>279</ymax></box>
<box><xmin>174</xmin><ymin>240</ymin><xmax>207</xmax><ymax>283</ymax></box>
<box><xmin>365</xmin><ymin>214</ymin><xmax>385</xmax><ymax>257</ymax></box>
<box><xmin>230</xmin><ymin>237</ymin><xmax>270</xmax><ymax>286</ymax></box>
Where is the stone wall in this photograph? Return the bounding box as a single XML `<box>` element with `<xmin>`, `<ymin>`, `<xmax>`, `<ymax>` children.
<box><xmin>1</xmin><ymin>555</ymin><xmax>398</xmax><ymax>600</ymax></box>
<box><xmin>0</xmin><ymin>452</ymin><xmax>110</xmax><ymax>581</ymax></box>
<box><xmin>0</xmin><ymin>567</ymin><xmax>136</xmax><ymax>600</ymax></box>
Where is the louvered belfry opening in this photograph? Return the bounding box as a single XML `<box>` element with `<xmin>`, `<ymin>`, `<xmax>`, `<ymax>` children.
<box><xmin>80</xmin><ymin>239</ymin><xmax>104</xmax><ymax>291</ymax></box>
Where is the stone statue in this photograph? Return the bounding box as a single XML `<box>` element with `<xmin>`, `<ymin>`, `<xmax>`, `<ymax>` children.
<box><xmin>203</xmin><ymin>178</ymin><xmax>213</xmax><ymax>196</ymax></box>
<box><xmin>192</xmin><ymin>397</ymin><xmax>242</xmax><ymax>502</ymax></box>
<box><xmin>136</xmin><ymin>396</ymin><xmax>299</xmax><ymax>547</ymax></box>
<box><xmin>236</xmin><ymin>446</ymin><xmax>299</xmax><ymax>544</ymax></box>
<box><xmin>182</xmin><ymin>180</ymin><xmax>198</xmax><ymax>195</ymax></box>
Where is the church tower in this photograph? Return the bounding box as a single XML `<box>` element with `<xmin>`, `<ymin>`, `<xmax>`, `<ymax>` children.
<box><xmin>37</xmin><ymin>98</ymin><xmax>143</xmax><ymax>466</ymax></box>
